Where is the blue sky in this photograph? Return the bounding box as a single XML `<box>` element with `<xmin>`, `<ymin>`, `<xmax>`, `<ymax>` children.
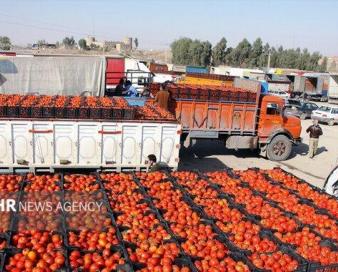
<box><xmin>0</xmin><ymin>0</ymin><xmax>337</xmax><ymax>55</ymax></box>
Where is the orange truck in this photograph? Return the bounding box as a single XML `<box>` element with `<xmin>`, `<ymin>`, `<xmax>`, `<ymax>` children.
<box><xmin>168</xmin><ymin>79</ymin><xmax>302</xmax><ymax>161</ymax></box>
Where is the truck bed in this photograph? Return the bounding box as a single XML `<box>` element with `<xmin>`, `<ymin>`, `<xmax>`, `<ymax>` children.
<box><xmin>175</xmin><ymin>100</ymin><xmax>258</xmax><ymax>137</ymax></box>
<box><xmin>0</xmin><ymin>119</ymin><xmax>181</xmax><ymax>172</ymax></box>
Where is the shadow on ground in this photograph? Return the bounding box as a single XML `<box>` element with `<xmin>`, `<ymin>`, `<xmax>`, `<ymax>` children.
<box><xmin>293</xmin><ymin>142</ymin><xmax>328</xmax><ymax>157</ymax></box>
<box><xmin>179</xmin><ymin>139</ymin><xmax>262</xmax><ymax>171</ymax></box>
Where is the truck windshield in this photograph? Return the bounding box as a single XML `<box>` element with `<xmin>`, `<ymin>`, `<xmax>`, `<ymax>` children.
<box><xmin>267</xmin><ymin>103</ymin><xmax>281</xmax><ymax>115</ymax></box>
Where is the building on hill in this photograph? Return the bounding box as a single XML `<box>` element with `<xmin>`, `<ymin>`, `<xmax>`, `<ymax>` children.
<box><xmin>85</xmin><ymin>36</ymin><xmax>132</xmax><ymax>52</ymax></box>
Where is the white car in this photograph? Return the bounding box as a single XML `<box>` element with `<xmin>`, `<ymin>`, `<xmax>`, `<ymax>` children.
<box><xmin>324</xmin><ymin>165</ymin><xmax>338</xmax><ymax>197</ymax></box>
<box><xmin>311</xmin><ymin>106</ymin><xmax>338</xmax><ymax>126</ymax></box>
<box><xmin>268</xmin><ymin>90</ymin><xmax>290</xmax><ymax>100</ymax></box>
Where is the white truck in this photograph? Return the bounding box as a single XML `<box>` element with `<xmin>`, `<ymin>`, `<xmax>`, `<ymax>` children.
<box><xmin>0</xmin><ymin>119</ymin><xmax>181</xmax><ymax>172</ymax></box>
<box><xmin>0</xmin><ymin>55</ymin><xmax>153</xmax><ymax>96</ymax></box>
<box><xmin>328</xmin><ymin>73</ymin><xmax>338</xmax><ymax>104</ymax></box>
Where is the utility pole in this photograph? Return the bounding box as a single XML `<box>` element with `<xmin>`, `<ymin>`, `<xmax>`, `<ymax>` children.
<box><xmin>267</xmin><ymin>50</ymin><xmax>271</xmax><ymax>71</ymax></box>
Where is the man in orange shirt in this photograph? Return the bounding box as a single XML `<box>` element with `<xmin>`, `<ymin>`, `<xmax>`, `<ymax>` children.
<box><xmin>154</xmin><ymin>84</ymin><xmax>170</xmax><ymax>110</ymax></box>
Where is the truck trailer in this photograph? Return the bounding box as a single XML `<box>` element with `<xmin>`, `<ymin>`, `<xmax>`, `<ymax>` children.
<box><xmin>0</xmin><ymin>55</ymin><xmax>153</xmax><ymax>96</ymax></box>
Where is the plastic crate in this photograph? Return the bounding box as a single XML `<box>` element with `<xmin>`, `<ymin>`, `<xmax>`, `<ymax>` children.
<box><xmin>19</xmin><ymin>106</ymin><xmax>31</xmax><ymax>118</ymax></box>
<box><xmin>123</xmin><ymin>108</ymin><xmax>135</xmax><ymax>120</ymax></box>
<box><xmin>229</xmin><ymin>91</ymin><xmax>240</xmax><ymax>102</ymax></box>
<box><xmin>89</xmin><ymin>108</ymin><xmax>101</xmax><ymax>119</ymax></box>
<box><xmin>54</xmin><ymin>107</ymin><xmax>66</xmax><ymax>119</ymax></box>
<box><xmin>307</xmin><ymin>262</ymin><xmax>338</xmax><ymax>272</ymax></box>
<box><xmin>31</xmin><ymin>107</ymin><xmax>42</xmax><ymax>118</ymax></box>
<box><xmin>101</xmin><ymin>108</ymin><xmax>113</xmax><ymax>119</ymax></box>
<box><xmin>220</xmin><ymin>91</ymin><xmax>230</xmax><ymax>101</ymax></box>
<box><xmin>78</xmin><ymin>107</ymin><xmax>89</xmax><ymax>119</ymax></box>
<box><xmin>248</xmin><ymin>92</ymin><xmax>257</xmax><ymax>102</ymax></box>
<box><xmin>239</xmin><ymin>91</ymin><xmax>249</xmax><ymax>102</ymax></box>
<box><xmin>42</xmin><ymin>107</ymin><xmax>55</xmax><ymax>118</ymax></box>
<box><xmin>0</xmin><ymin>106</ymin><xmax>6</xmax><ymax>117</ymax></box>
<box><xmin>65</xmin><ymin>107</ymin><xmax>78</xmax><ymax>119</ymax></box>
<box><xmin>112</xmin><ymin>108</ymin><xmax>123</xmax><ymax>119</ymax></box>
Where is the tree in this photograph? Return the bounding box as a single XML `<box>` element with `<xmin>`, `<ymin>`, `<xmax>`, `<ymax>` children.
<box><xmin>231</xmin><ymin>38</ymin><xmax>252</xmax><ymax>67</ymax></box>
<box><xmin>319</xmin><ymin>57</ymin><xmax>328</xmax><ymax>72</ymax></box>
<box><xmin>249</xmin><ymin>38</ymin><xmax>263</xmax><ymax>67</ymax></box>
<box><xmin>171</xmin><ymin>38</ymin><xmax>193</xmax><ymax>65</ymax></box>
<box><xmin>37</xmin><ymin>40</ymin><xmax>46</xmax><ymax>46</ymax></box>
<box><xmin>0</xmin><ymin>36</ymin><xmax>11</xmax><ymax>50</ymax></box>
<box><xmin>170</xmin><ymin>36</ymin><xmax>326</xmax><ymax>71</ymax></box>
<box><xmin>258</xmin><ymin>43</ymin><xmax>270</xmax><ymax>68</ymax></box>
<box><xmin>200</xmin><ymin>41</ymin><xmax>212</xmax><ymax>66</ymax></box>
<box><xmin>212</xmin><ymin>38</ymin><xmax>227</xmax><ymax>66</ymax></box>
<box><xmin>78</xmin><ymin>39</ymin><xmax>87</xmax><ymax>50</ymax></box>
<box><xmin>134</xmin><ymin>38</ymin><xmax>138</xmax><ymax>49</ymax></box>
<box><xmin>62</xmin><ymin>36</ymin><xmax>76</xmax><ymax>48</ymax></box>
<box><xmin>189</xmin><ymin>40</ymin><xmax>204</xmax><ymax>65</ymax></box>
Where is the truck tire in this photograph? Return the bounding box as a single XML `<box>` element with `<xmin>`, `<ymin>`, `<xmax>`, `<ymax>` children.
<box><xmin>266</xmin><ymin>135</ymin><xmax>292</xmax><ymax>161</ymax></box>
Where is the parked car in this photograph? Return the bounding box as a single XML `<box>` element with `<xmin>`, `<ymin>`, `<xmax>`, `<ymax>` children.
<box><xmin>284</xmin><ymin>100</ymin><xmax>318</xmax><ymax>120</ymax></box>
<box><xmin>268</xmin><ymin>90</ymin><xmax>290</xmax><ymax>100</ymax></box>
<box><xmin>311</xmin><ymin>106</ymin><xmax>338</xmax><ymax>126</ymax></box>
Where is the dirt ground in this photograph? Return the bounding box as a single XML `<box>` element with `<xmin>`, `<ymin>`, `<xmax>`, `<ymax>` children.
<box><xmin>179</xmin><ymin>119</ymin><xmax>338</xmax><ymax>189</ymax></box>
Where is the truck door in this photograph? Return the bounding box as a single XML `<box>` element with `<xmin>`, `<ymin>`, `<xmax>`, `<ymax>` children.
<box><xmin>54</xmin><ymin>123</ymin><xmax>76</xmax><ymax>166</ymax></box>
<box><xmin>160</xmin><ymin>125</ymin><xmax>178</xmax><ymax>165</ymax></box>
<box><xmin>78</xmin><ymin>124</ymin><xmax>100</xmax><ymax>166</ymax></box>
<box><xmin>0</xmin><ymin>122</ymin><xmax>11</xmax><ymax>166</ymax></box>
<box><xmin>31</xmin><ymin>123</ymin><xmax>53</xmax><ymax>165</ymax></box>
<box><xmin>121</xmin><ymin>125</ymin><xmax>141</xmax><ymax>165</ymax></box>
<box><xmin>140</xmin><ymin>126</ymin><xmax>160</xmax><ymax>164</ymax></box>
<box><xmin>259</xmin><ymin>101</ymin><xmax>283</xmax><ymax>137</ymax></box>
<box><xmin>100</xmin><ymin>124</ymin><xmax>122</xmax><ymax>166</ymax></box>
<box><xmin>11</xmin><ymin>123</ymin><xmax>32</xmax><ymax>165</ymax></box>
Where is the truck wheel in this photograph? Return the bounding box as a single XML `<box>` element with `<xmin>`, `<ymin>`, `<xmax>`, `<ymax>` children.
<box><xmin>328</xmin><ymin>119</ymin><xmax>335</xmax><ymax>126</ymax></box>
<box><xmin>300</xmin><ymin>113</ymin><xmax>307</xmax><ymax>120</ymax></box>
<box><xmin>266</xmin><ymin>135</ymin><xmax>292</xmax><ymax>161</ymax></box>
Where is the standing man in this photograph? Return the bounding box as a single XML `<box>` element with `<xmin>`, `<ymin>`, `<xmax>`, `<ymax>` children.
<box><xmin>306</xmin><ymin>120</ymin><xmax>323</xmax><ymax>158</ymax></box>
<box><xmin>154</xmin><ymin>83</ymin><xmax>170</xmax><ymax>110</ymax></box>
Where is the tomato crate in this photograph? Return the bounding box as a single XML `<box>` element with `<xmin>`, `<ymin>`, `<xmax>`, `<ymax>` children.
<box><xmin>173</xmin><ymin>257</ymin><xmax>199</xmax><ymax>272</ymax></box>
<box><xmin>89</xmin><ymin>108</ymin><xmax>101</xmax><ymax>119</ymax></box>
<box><xmin>112</xmin><ymin>108</ymin><xmax>123</xmax><ymax>119</ymax></box>
<box><xmin>2</xmin><ymin>248</ymin><xmax>70</xmax><ymax>272</ymax></box>
<box><xmin>0</xmin><ymin>234</ymin><xmax>9</xmax><ymax>252</ymax></box>
<box><xmin>78</xmin><ymin>107</ymin><xmax>89</xmax><ymax>119</ymax></box>
<box><xmin>54</xmin><ymin>107</ymin><xmax>66</xmax><ymax>119</ymax></box>
<box><xmin>307</xmin><ymin>262</ymin><xmax>338</xmax><ymax>272</ymax></box>
<box><xmin>42</xmin><ymin>106</ymin><xmax>55</xmax><ymax>118</ymax></box>
<box><xmin>209</xmin><ymin>90</ymin><xmax>221</xmax><ymax>101</ymax></box>
<box><xmin>101</xmin><ymin>108</ymin><xmax>113</xmax><ymax>119</ymax></box>
<box><xmin>65</xmin><ymin>107</ymin><xmax>78</xmax><ymax>119</ymax></box>
<box><xmin>123</xmin><ymin>108</ymin><xmax>135</xmax><ymax>120</ymax></box>
<box><xmin>31</xmin><ymin>106</ymin><xmax>42</xmax><ymax>118</ymax></box>
<box><xmin>0</xmin><ymin>106</ymin><xmax>6</xmax><ymax>117</ymax></box>
<box><xmin>0</xmin><ymin>252</ymin><xmax>4</xmax><ymax>272</ymax></box>
<box><xmin>18</xmin><ymin>106</ymin><xmax>31</xmax><ymax>118</ymax></box>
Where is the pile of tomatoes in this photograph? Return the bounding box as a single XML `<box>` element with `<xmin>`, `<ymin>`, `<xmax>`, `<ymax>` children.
<box><xmin>0</xmin><ymin>168</ymin><xmax>337</xmax><ymax>272</ymax></box>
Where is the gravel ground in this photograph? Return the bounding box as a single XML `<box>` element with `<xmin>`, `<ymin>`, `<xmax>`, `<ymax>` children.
<box><xmin>179</xmin><ymin>118</ymin><xmax>338</xmax><ymax>189</ymax></box>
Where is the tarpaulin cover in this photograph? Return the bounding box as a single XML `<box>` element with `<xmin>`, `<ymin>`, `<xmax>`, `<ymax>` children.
<box><xmin>0</xmin><ymin>56</ymin><xmax>106</xmax><ymax>96</ymax></box>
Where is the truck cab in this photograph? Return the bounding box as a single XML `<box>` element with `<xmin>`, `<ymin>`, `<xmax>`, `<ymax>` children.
<box><xmin>258</xmin><ymin>95</ymin><xmax>302</xmax><ymax>160</ymax></box>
